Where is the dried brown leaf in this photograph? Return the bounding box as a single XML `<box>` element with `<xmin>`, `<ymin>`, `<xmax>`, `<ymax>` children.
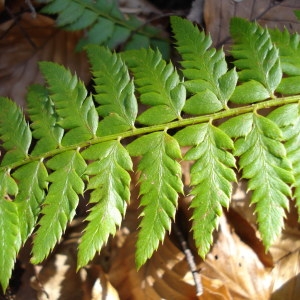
<box><xmin>203</xmin><ymin>0</ymin><xmax>300</xmax><ymax>48</ymax></box>
<box><xmin>0</xmin><ymin>12</ymin><xmax>90</xmax><ymax>107</ymax></box>
<box><xmin>201</xmin><ymin>215</ymin><xmax>273</xmax><ymax>300</ymax></box>
<box><xmin>109</xmin><ymin>229</ymin><xmax>232</xmax><ymax>299</ymax></box>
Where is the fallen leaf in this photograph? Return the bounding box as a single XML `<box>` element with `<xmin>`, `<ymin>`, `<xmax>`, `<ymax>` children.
<box><xmin>203</xmin><ymin>0</ymin><xmax>300</xmax><ymax>48</ymax></box>
<box><xmin>0</xmin><ymin>12</ymin><xmax>90</xmax><ymax>107</ymax></box>
<box><xmin>200</xmin><ymin>214</ymin><xmax>273</xmax><ymax>300</ymax></box>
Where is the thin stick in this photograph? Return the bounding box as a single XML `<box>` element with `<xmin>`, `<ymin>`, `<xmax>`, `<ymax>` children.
<box><xmin>172</xmin><ymin>222</ymin><xmax>203</xmax><ymax>296</ymax></box>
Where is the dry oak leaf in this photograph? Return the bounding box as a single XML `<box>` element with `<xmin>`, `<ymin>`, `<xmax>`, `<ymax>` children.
<box><xmin>109</xmin><ymin>231</ymin><xmax>231</xmax><ymax>300</ymax></box>
<box><xmin>200</xmin><ymin>214</ymin><xmax>273</xmax><ymax>300</ymax></box>
<box><xmin>203</xmin><ymin>0</ymin><xmax>300</xmax><ymax>48</ymax></box>
<box><xmin>0</xmin><ymin>12</ymin><xmax>90</xmax><ymax>107</ymax></box>
<box><xmin>269</xmin><ymin>226</ymin><xmax>300</xmax><ymax>299</ymax></box>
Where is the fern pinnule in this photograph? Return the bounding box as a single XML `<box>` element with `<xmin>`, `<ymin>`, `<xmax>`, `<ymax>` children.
<box><xmin>78</xmin><ymin>140</ymin><xmax>132</xmax><ymax>268</ymax></box>
<box><xmin>222</xmin><ymin>112</ymin><xmax>294</xmax><ymax>248</ymax></box>
<box><xmin>0</xmin><ymin>170</ymin><xmax>19</xmax><ymax>292</ymax></box>
<box><xmin>269</xmin><ymin>28</ymin><xmax>300</xmax><ymax>76</ymax></box>
<box><xmin>122</xmin><ymin>48</ymin><xmax>185</xmax><ymax>125</ymax></box>
<box><xmin>87</xmin><ymin>45</ymin><xmax>137</xmax><ymax>136</ymax></box>
<box><xmin>230</xmin><ymin>18</ymin><xmax>282</xmax><ymax>103</ymax></box>
<box><xmin>268</xmin><ymin>104</ymin><xmax>300</xmax><ymax>221</ymax></box>
<box><xmin>127</xmin><ymin>132</ymin><xmax>183</xmax><ymax>267</ymax></box>
<box><xmin>31</xmin><ymin>150</ymin><xmax>86</xmax><ymax>264</ymax></box>
<box><xmin>269</xmin><ymin>28</ymin><xmax>300</xmax><ymax>95</ymax></box>
<box><xmin>170</xmin><ymin>16</ymin><xmax>238</xmax><ymax>115</ymax></box>
<box><xmin>27</xmin><ymin>85</ymin><xmax>63</xmax><ymax>155</ymax></box>
<box><xmin>39</xmin><ymin>61</ymin><xmax>98</xmax><ymax>146</ymax></box>
<box><xmin>175</xmin><ymin>123</ymin><xmax>236</xmax><ymax>257</ymax></box>
<box><xmin>0</xmin><ymin>97</ymin><xmax>31</xmax><ymax>166</ymax></box>
<box><xmin>13</xmin><ymin>161</ymin><xmax>48</xmax><ymax>243</ymax></box>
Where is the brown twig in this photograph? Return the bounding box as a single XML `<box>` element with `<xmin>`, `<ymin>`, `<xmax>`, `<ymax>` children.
<box><xmin>172</xmin><ymin>222</ymin><xmax>203</xmax><ymax>296</ymax></box>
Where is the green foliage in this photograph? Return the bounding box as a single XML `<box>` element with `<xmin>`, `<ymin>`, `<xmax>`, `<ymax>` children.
<box><xmin>1</xmin><ymin>16</ymin><xmax>300</xmax><ymax>292</ymax></box>
<box><xmin>122</xmin><ymin>48</ymin><xmax>185</xmax><ymax>124</ymax></box>
<box><xmin>127</xmin><ymin>132</ymin><xmax>183</xmax><ymax>267</ymax></box>
<box><xmin>175</xmin><ymin>123</ymin><xmax>236</xmax><ymax>257</ymax></box>
<box><xmin>78</xmin><ymin>140</ymin><xmax>132</xmax><ymax>268</ymax></box>
<box><xmin>37</xmin><ymin>0</ymin><xmax>168</xmax><ymax>54</ymax></box>
<box><xmin>170</xmin><ymin>16</ymin><xmax>238</xmax><ymax>114</ymax></box>
<box><xmin>230</xmin><ymin>18</ymin><xmax>282</xmax><ymax>103</ymax></box>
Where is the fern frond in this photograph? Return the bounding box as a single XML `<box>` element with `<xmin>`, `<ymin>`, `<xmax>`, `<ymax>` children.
<box><xmin>39</xmin><ymin>61</ymin><xmax>98</xmax><ymax>145</ymax></box>
<box><xmin>122</xmin><ymin>48</ymin><xmax>185</xmax><ymax>125</ymax></box>
<box><xmin>12</xmin><ymin>161</ymin><xmax>48</xmax><ymax>243</ymax></box>
<box><xmin>86</xmin><ymin>45</ymin><xmax>137</xmax><ymax>135</ymax></box>
<box><xmin>268</xmin><ymin>28</ymin><xmax>300</xmax><ymax>94</ymax></box>
<box><xmin>27</xmin><ymin>85</ymin><xmax>63</xmax><ymax>155</ymax></box>
<box><xmin>0</xmin><ymin>97</ymin><xmax>31</xmax><ymax>166</ymax></box>
<box><xmin>229</xmin><ymin>18</ymin><xmax>282</xmax><ymax>103</ymax></box>
<box><xmin>127</xmin><ymin>132</ymin><xmax>183</xmax><ymax>267</ymax></box>
<box><xmin>221</xmin><ymin>113</ymin><xmax>294</xmax><ymax>248</ymax></box>
<box><xmin>0</xmin><ymin>170</ymin><xmax>19</xmax><ymax>292</ymax></box>
<box><xmin>170</xmin><ymin>16</ymin><xmax>238</xmax><ymax>114</ymax></box>
<box><xmin>78</xmin><ymin>140</ymin><xmax>132</xmax><ymax>268</ymax></box>
<box><xmin>38</xmin><ymin>0</ymin><xmax>167</xmax><ymax>52</ymax></box>
<box><xmin>31</xmin><ymin>150</ymin><xmax>86</xmax><ymax>263</ymax></box>
<box><xmin>268</xmin><ymin>104</ymin><xmax>300</xmax><ymax>221</ymax></box>
<box><xmin>175</xmin><ymin>123</ymin><xmax>236</xmax><ymax>257</ymax></box>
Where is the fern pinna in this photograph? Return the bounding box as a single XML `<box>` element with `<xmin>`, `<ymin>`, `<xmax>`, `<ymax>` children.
<box><xmin>0</xmin><ymin>16</ymin><xmax>300</xmax><ymax>291</ymax></box>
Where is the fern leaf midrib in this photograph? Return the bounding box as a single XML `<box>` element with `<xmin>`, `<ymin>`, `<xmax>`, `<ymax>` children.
<box><xmin>1</xmin><ymin>95</ymin><xmax>299</xmax><ymax>173</ymax></box>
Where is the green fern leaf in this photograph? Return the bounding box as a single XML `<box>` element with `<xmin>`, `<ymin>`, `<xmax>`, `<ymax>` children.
<box><xmin>122</xmin><ymin>48</ymin><xmax>185</xmax><ymax>125</ymax></box>
<box><xmin>268</xmin><ymin>28</ymin><xmax>300</xmax><ymax>94</ymax></box>
<box><xmin>175</xmin><ymin>123</ymin><xmax>236</xmax><ymax>257</ymax></box>
<box><xmin>0</xmin><ymin>97</ymin><xmax>31</xmax><ymax>166</ymax></box>
<box><xmin>86</xmin><ymin>45</ymin><xmax>137</xmax><ymax>135</ymax></box>
<box><xmin>127</xmin><ymin>132</ymin><xmax>183</xmax><ymax>267</ymax></box>
<box><xmin>78</xmin><ymin>140</ymin><xmax>132</xmax><ymax>268</ymax></box>
<box><xmin>27</xmin><ymin>85</ymin><xmax>63</xmax><ymax>155</ymax></box>
<box><xmin>0</xmin><ymin>170</ymin><xmax>19</xmax><ymax>292</ymax></box>
<box><xmin>268</xmin><ymin>104</ymin><xmax>300</xmax><ymax>221</ymax></box>
<box><xmin>170</xmin><ymin>16</ymin><xmax>238</xmax><ymax>114</ymax></box>
<box><xmin>269</xmin><ymin>28</ymin><xmax>300</xmax><ymax>76</ymax></box>
<box><xmin>31</xmin><ymin>150</ymin><xmax>86</xmax><ymax>263</ymax></box>
<box><xmin>12</xmin><ymin>161</ymin><xmax>48</xmax><ymax>243</ymax></box>
<box><xmin>38</xmin><ymin>0</ymin><xmax>166</xmax><ymax>53</ymax></box>
<box><xmin>230</xmin><ymin>18</ymin><xmax>282</xmax><ymax>103</ymax></box>
<box><xmin>222</xmin><ymin>113</ymin><xmax>294</xmax><ymax>248</ymax></box>
<box><xmin>39</xmin><ymin>62</ymin><xmax>98</xmax><ymax>145</ymax></box>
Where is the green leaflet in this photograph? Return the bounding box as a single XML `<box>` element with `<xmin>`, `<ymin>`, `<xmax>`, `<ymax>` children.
<box><xmin>268</xmin><ymin>28</ymin><xmax>300</xmax><ymax>94</ymax></box>
<box><xmin>122</xmin><ymin>48</ymin><xmax>185</xmax><ymax>125</ymax></box>
<box><xmin>223</xmin><ymin>113</ymin><xmax>294</xmax><ymax>249</ymax></box>
<box><xmin>0</xmin><ymin>97</ymin><xmax>31</xmax><ymax>166</ymax></box>
<box><xmin>269</xmin><ymin>28</ymin><xmax>300</xmax><ymax>76</ymax></box>
<box><xmin>268</xmin><ymin>104</ymin><xmax>300</xmax><ymax>221</ymax></box>
<box><xmin>87</xmin><ymin>45</ymin><xmax>137</xmax><ymax>136</ymax></box>
<box><xmin>0</xmin><ymin>170</ymin><xmax>19</xmax><ymax>292</ymax></box>
<box><xmin>13</xmin><ymin>161</ymin><xmax>48</xmax><ymax>243</ymax></box>
<box><xmin>31</xmin><ymin>150</ymin><xmax>86</xmax><ymax>263</ymax></box>
<box><xmin>175</xmin><ymin>123</ymin><xmax>236</xmax><ymax>257</ymax></box>
<box><xmin>39</xmin><ymin>62</ymin><xmax>98</xmax><ymax>145</ymax></box>
<box><xmin>27</xmin><ymin>85</ymin><xmax>63</xmax><ymax>155</ymax></box>
<box><xmin>230</xmin><ymin>18</ymin><xmax>282</xmax><ymax>103</ymax></box>
<box><xmin>170</xmin><ymin>16</ymin><xmax>238</xmax><ymax>114</ymax></box>
<box><xmin>38</xmin><ymin>0</ymin><xmax>167</xmax><ymax>53</ymax></box>
<box><xmin>78</xmin><ymin>141</ymin><xmax>132</xmax><ymax>268</ymax></box>
<box><xmin>127</xmin><ymin>132</ymin><xmax>183</xmax><ymax>267</ymax></box>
